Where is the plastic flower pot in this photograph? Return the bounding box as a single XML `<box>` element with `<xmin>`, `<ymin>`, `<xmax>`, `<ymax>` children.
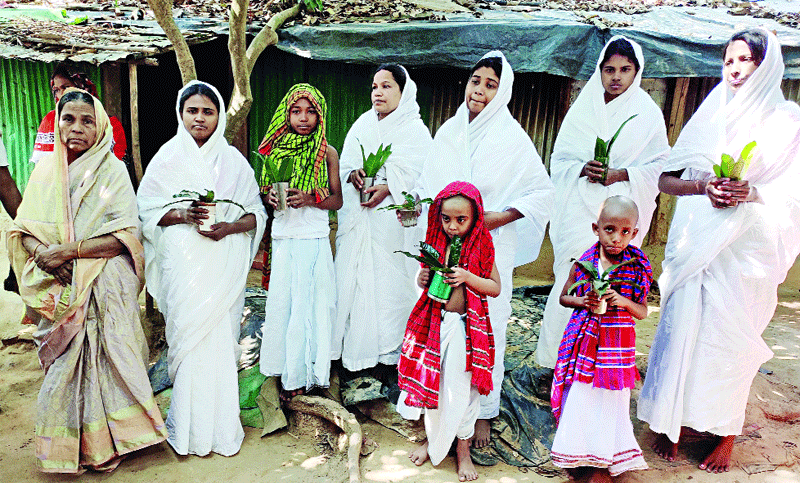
<box><xmin>591</xmin><ymin>293</ymin><xmax>607</xmax><ymax>315</ymax></box>
<box><xmin>399</xmin><ymin>209</ymin><xmax>418</xmax><ymax>227</ymax></box>
<box><xmin>198</xmin><ymin>203</ymin><xmax>216</xmax><ymax>232</ymax></box>
<box><xmin>360</xmin><ymin>177</ymin><xmax>375</xmax><ymax>203</ymax></box>
<box><xmin>273</xmin><ymin>181</ymin><xmax>290</xmax><ymax>211</ymax></box>
<box><xmin>427</xmin><ymin>271</ymin><xmax>453</xmax><ymax>303</ymax></box>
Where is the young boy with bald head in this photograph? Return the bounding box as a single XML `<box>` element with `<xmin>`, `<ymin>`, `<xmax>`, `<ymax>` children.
<box><xmin>549</xmin><ymin>195</ymin><xmax>653</xmax><ymax>482</ymax></box>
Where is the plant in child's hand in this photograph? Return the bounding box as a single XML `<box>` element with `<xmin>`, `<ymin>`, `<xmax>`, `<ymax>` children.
<box><xmin>593</xmin><ymin>114</ymin><xmax>638</xmax><ymax>183</ymax></box>
<box><xmin>568</xmin><ymin>258</ymin><xmax>641</xmax><ymax>314</ymax></box>
<box><xmin>713</xmin><ymin>141</ymin><xmax>757</xmax><ymax>181</ymax></box>
<box><xmin>254</xmin><ymin>151</ymin><xmax>293</xmax><ymax>184</ymax></box>
<box><xmin>397</xmin><ymin>237</ymin><xmax>463</xmax><ymax>302</ymax></box>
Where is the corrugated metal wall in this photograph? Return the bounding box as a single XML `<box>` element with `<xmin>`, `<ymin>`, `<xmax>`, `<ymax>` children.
<box><xmin>0</xmin><ymin>58</ymin><xmax>101</xmax><ymax>193</ymax></box>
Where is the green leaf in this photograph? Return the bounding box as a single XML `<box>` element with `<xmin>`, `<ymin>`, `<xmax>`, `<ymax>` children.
<box><xmin>302</xmin><ymin>0</ymin><xmax>323</xmax><ymax>12</ymax></box>
<box><xmin>720</xmin><ymin>153</ymin><xmax>734</xmax><ymax>178</ymax></box>
<box><xmin>713</xmin><ymin>164</ymin><xmax>722</xmax><ymax>178</ymax></box>
<box><xmin>594</xmin><ymin>137</ymin><xmax>607</xmax><ymax>159</ymax></box>
<box><xmin>362</xmin><ymin>143</ymin><xmax>392</xmax><ymax>177</ymax></box>
<box><xmin>733</xmin><ymin>140</ymin><xmax>757</xmax><ymax>180</ymax></box>
<box><xmin>599</xmin><ymin>257</ymin><xmax>639</xmax><ymax>280</ymax></box>
<box><xmin>605</xmin><ymin>114</ymin><xmax>638</xmax><ymax>155</ymax></box>
<box><xmin>70</xmin><ymin>16</ymin><xmax>88</xmax><ymax>25</ymax></box>
<box><xmin>574</xmin><ymin>260</ymin><xmax>600</xmax><ymax>279</ymax></box>
<box><xmin>447</xmin><ymin>236</ymin><xmax>462</xmax><ymax>267</ymax></box>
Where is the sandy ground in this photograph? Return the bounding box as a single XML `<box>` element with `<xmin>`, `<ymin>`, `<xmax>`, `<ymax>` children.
<box><xmin>1</xmin><ymin>207</ymin><xmax>800</xmax><ymax>483</ymax></box>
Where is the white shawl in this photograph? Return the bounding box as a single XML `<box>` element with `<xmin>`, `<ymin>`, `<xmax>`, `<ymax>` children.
<box><xmin>639</xmin><ymin>29</ymin><xmax>800</xmax><ymax>441</ymax></box>
<box><xmin>137</xmin><ymin>81</ymin><xmax>267</xmax><ymax>380</ymax></box>
<box><xmin>549</xmin><ymin>35</ymin><xmax>669</xmax><ymax>253</ymax></box>
<box><xmin>417</xmin><ymin>51</ymin><xmax>554</xmax><ymax>266</ymax></box>
<box><xmin>333</xmin><ymin>67</ymin><xmax>432</xmax><ymax>369</ymax></box>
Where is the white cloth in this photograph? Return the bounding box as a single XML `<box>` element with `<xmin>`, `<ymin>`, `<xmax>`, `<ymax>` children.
<box><xmin>271</xmin><ymin>203</ymin><xmax>329</xmax><ymax>239</ymax></box>
<box><xmin>137</xmin><ymin>81</ymin><xmax>267</xmax><ymax>456</ymax></box>
<box><xmin>414</xmin><ymin>50</ymin><xmax>554</xmax><ymax>418</ymax></box>
<box><xmin>333</xmin><ymin>66</ymin><xmax>432</xmax><ymax>370</ymax></box>
<box><xmin>551</xmin><ymin>381</ymin><xmax>647</xmax><ymax>476</ymax></box>
<box><xmin>260</xmin><ymin>237</ymin><xmax>336</xmax><ymax>390</ymax></box>
<box><xmin>397</xmin><ymin>311</ymin><xmax>480</xmax><ymax>466</ymax></box>
<box><xmin>537</xmin><ymin>36</ymin><xmax>669</xmax><ymax>369</ymax></box>
<box><xmin>638</xmin><ymin>29</ymin><xmax>800</xmax><ymax>443</ymax></box>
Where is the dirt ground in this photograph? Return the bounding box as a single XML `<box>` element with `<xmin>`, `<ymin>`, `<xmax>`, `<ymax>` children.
<box><xmin>1</xmin><ymin>208</ymin><xmax>799</xmax><ymax>483</ymax></box>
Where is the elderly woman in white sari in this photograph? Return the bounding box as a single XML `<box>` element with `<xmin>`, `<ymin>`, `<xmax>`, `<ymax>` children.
<box><xmin>137</xmin><ymin>81</ymin><xmax>266</xmax><ymax>457</ymax></box>
<box><xmin>332</xmin><ymin>64</ymin><xmax>432</xmax><ymax>373</ymax></box>
<box><xmin>638</xmin><ymin>29</ymin><xmax>800</xmax><ymax>473</ymax></box>
<box><xmin>8</xmin><ymin>88</ymin><xmax>166</xmax><ymax>473</ymax></box>
<box><xmin>536</xmin><ymin>37</ymin><xmax>669</xmax><ymax>374</ymax></box>
<box><xmin>414</xmin><ymin>51</ymin><xmax>554</xmax><ymax>447</ymax></box>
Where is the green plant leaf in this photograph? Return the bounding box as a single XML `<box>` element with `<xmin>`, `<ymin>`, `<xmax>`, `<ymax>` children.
<box><xmin>362</xmin><ymin>143</ymin><xmax>392</xmax><ymax>177</ymax></box>
<box><xmin>447</xmin><ymin>236</ymin><xmax>462</xmax><ymax>267</ymax></box>
<box><xmin>575</xmin><ymin>260</ymin><xmax>600</xmax><ymax>280</ymax></box>
<box><xmin>594</xmin><ymin>137</ymin><xmax>607</xmax><ymax>159</ymax></box>
<box><xmin>568</xmin><ymin>279</ymin><xmax>589</xmax><ymax>294</ymax></box>
<box><xmin>713</xmin><ymin>164</ymin><xmax>722</xmax><ymax>178</ymax></box>
<box><xmin>599</xmin><ymin>257</ymin><xmax>639</xmax><ymax>280</ymax></box>
<box><xmin>733</xmin><ymin>140</ymin><xmax>757</xmax><ymax>180</ymax></box>
<box><xmin>605</xmin><ymin>114</ymin><xmax>638</xmax><ymax>155</ymax></box>
<box><xmin>720</xmin><ymin>153</ymin><xmax>734</xmax><ymax>178</ymax></box>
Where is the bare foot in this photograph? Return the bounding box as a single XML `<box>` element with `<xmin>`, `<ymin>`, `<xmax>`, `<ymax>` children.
<box><xmin>409</xmin><ymin>440</ymin><xmax>429</xmax><ymax>466</ymax></box>
<box><xmin>585</xmin><ymin>467</ymin><xmax>614</xmax><ymax>483</ymax></box>
<box><xmin>471</xmin><ymin>418</ymin><xmax>491</xmax><ymax>448</ymax></box>
<box><xmin>651</xmin><ymin>432</ymin><xmax>678</xmax><ymax>461</ymax></box>
<box><xmin>456</xmin><ymin>438</ymin><xmax>478</xmax><ymax>481</ymax></box>
<box><xmin>698</xmin><ymin>435</ymin><xmax>734</xmax><ymax>473</ymax></box>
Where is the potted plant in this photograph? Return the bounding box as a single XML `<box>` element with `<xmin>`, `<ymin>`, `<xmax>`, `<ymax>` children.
<box><xmin>397</xmin><ymin>236</ymin><xmax>462</xmax><ymax>302</ymax></box>
<box><xmin>567</xmin><ymin>257</ymin><xmax>640</xmax><ymax>314</ymax></box>
<box><xmin>378</xmin><ymin>191</ymin><xmax>433</xmax><ymax>227</ymax></box>
<box><xmin>359</xmin><ymin>142</ymin><xmax>392</xmax><ymax>203</ymax></box>
<box><xmin>713</xmin><ymin>141</ymin><xmax>757</xmax><ymax>180</ymax></box>
<box><xmin>593</xmin><ymin>114</ymin><xmax>638</xmax><ymax>183</ymax></box>
<box><xmin>165</xmin><ymin>189</ymin><xmax>245</xmax><ymax>232</ymax></box>
<box><xmin>254</xmin><ymin>151</ymin><xmax>293</xmax><ymax>210</ymax></box>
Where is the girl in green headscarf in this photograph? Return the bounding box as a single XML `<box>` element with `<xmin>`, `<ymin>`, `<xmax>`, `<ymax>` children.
<box><xmin>258</xmin><ymin>83</ymin><xmax>343</xmax><ymax>399</ymax></box>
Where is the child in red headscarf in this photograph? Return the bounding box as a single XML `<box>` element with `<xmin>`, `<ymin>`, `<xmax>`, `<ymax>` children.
<box><xmin>397</xmin><ymin>181</ymin><xmax>500</xmax><ymax>482</ymax></box>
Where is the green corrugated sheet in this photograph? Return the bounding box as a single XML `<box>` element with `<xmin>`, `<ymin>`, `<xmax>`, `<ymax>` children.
<box><xmin>0</xmin><ymin>58</ymin><xmax>101</xmax><ymax>193</ymax></box>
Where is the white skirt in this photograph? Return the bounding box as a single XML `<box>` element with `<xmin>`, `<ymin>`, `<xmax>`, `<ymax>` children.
<box><xmin>551</xmin><ymin>381</ymin><xmax>647</xmax><ymax>477</ymax></box>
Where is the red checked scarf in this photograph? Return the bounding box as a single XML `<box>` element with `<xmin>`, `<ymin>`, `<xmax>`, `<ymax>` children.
<box><xmin>550</xmin><ymin>242</ymin><xmax>652</xmax><ymax>423</ymax></box>
<box><xmin>397</xmin><ymin>181</ymin><xmax>495</xmax><ymax>409</ymax></box>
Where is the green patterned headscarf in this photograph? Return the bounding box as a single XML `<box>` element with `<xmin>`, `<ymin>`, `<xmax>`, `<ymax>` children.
<box><xmin>258</xmin><ymin>83</ymin><xmax>329</xmax><ymax>202</ymax></box>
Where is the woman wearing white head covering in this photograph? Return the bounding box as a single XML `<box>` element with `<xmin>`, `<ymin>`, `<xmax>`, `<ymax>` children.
<box><xmin>137</xmin><ymin>81</ymin><xmax>267</xmax><ymax>457</ymax></box>
<box><xmin>413</xmin><ymin>51</ymin><xmax>554</xmax><ymax>448</ymax></box>
<box><xmin>332</xmin><ymin>64</ymin><xmax>433</xmax><ymax>372</ymax></box>
<box><xmin>638</xmin><ymin>29</ymin><xmax>800</xmax><ymax>473</ymax></box>
<box><xmin>536</xmin><ymin>36</ymin><xmax>669</xmax><ymax>370</ymax></box>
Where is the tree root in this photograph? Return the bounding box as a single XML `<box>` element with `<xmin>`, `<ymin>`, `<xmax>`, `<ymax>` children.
<box><xmin>285</xmin><ymin>395</ymin><xmax>363</xmax><ymax>483</ymax></box>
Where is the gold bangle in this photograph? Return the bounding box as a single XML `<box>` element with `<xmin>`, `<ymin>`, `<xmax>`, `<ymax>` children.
<box><xmin>77</xmin><ymin>240</ymin><xmax>83</xmax><ymax>259</ymax></box>
<box><xmin>33</xmin><ymin>243</ymin><xmax>44</xmax><ymax>257</ymax></box>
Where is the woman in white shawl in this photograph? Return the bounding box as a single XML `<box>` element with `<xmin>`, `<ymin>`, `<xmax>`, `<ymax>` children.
<box><xmin>415</xmin><ymin>51</ymin><xmax>554</xmax><ymax>447</ymax></box>
<box><xmin>137</xmin><ymin>81</ymin><xmax>267</xmax><ymax>457</ymax></box>
<box><xmin>638</xmin><ymin>29</ymin><xmax>800</xmax><ymax>473</ymax></box>
<box><xmin>332</xmin><ymin>64</ymin><xmax>432</xmax><ymax>373</ymax></box>
<box><xmin>536</xmin><ymin>37</ymin><xmax>669</xmax><ymax>372</ymax></box>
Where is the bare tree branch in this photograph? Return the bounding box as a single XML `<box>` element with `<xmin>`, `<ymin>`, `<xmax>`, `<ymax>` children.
<box><xmin>147</xmin><ymin>0</ymin><xmax>197</xmax><ymax>85</ymax></box>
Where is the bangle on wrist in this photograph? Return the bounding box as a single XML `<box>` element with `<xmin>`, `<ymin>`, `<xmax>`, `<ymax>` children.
<box><xmin>33</xmin><ymin>243</ymin><xmax>44</xmax><ymax>257</ymax></box>
<box><xmin>77</xmin><ymin>240</ymin><xmax>83</xmax><ymax>259</ymax></box>
<box><xmin>694</xmin><ymin>180</ymin><xmax>704</xmax><ymax>195</ymax></box>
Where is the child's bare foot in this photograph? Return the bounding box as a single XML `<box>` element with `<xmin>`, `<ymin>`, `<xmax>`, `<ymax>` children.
<box><xmin>456</xmin><ymin>438</ymin><xmax>478</xmax><ymax>481</ymax></box>
<box><xmin>585</xmin><ymin>468</ymin><xmax>613</xmax><ymax>483</ymax></box>
<box><xmin>651</xmin><ymin>432</ymin><xmax>678</xmax><ymax>461</ymax></box>
<box><xmin>409</xmin><ymin>440</ymin><xmax>429</xmax><ymax>466</ymax></box>
<box><xmin>472</xmin><ymin>418</ymin><xmax>491</xmax><ymax>448</ymax></box>
<box><xmin>279</xmin><ymin>387</ymin><xmax>306</xmax><ymax>404</ymax></box>
<box><xmin>698</xmin><ymin>435</ymin><xmax>734</xmax><ymax>473</ymax></box>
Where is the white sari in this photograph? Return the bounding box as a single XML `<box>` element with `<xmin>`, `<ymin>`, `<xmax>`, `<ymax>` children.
<box><xmin>415</xmin><ymin>51</ymin><xmax>554</xmax><ymax>419</ymax></box>
<box><xmin>137</xmin><ymin>81</ymin><xmax>267</xmax><ymax>456</ymax></box>
<box><xmin>332</xmin><ymin>66</ymin><xmax>432</xmax><ymax>371</ymax></box>
<box><xmin>637</xmin><ymin>29</ymin><xmax>800</xmax><ymax>442</ymax></box>
<box><xmin>537</xmin><ymin>36</ymin><xmax>669</xmax><ymax>369</ymax></box>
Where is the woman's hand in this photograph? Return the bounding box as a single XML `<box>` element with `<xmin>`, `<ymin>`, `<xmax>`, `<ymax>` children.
<box><xmin>417</xmin><ymin>267</ymin><xmax>431</xmax><ymax>289</ymax></box>
<box><xmin>52</xmin><ymin>260</ymin><xmax>74</xmax><ymax>286</ymax></box>
<box><xmin>705</xmin><ymin>178</ymin><xmax>744</xmax><ymax>208</ymax></box>
<box><xmin>445</xmin><ymin>267</ymin><xmax>472</xmax><ymax>287</ymax></box>
<box><xmin>186</xmin><ymin>201</ymin><xmax>212</xmax><ymax>225</ymax></box>
<box><xmin>348</xmin><ymin>169</ymin><xmax>366</xmax><ymax>190</ymax></box>
<box><xmin>581</xmin><ymin>160</ymin><xmax>606</xmax><ymax>183</ymax></box>
<box><xmin>721</xmin><ymin>179</ymin><xmax>753</xmax><ymax>203</ymax></box>
<box><xmin>361</xmin><ymin>184</ymin><xmax>390</xmax><ymax>208</ymax></box>
<box><xmin>35</xmin><ymin>244</ymin><xmax>75</xmax><ymax>274</ymax></box>
<box><xmin>197</xmin><ymin>222</ymin><xmax>232</xmax><ymax>241</ymax></box>
<box><xmin>286</xmin><ymin>188</ymin><xmax>316</xmax><ymax>209</ymax></box>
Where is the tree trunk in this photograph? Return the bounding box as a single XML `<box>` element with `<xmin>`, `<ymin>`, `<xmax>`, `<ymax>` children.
<box><xmin>224</xmin><ymin>3</ymin><xmax>302</xmax><ymax>143</ymax></box>
<box><xmin>147</xmin><ymin>0</ymin><xmax>197</xmax><ymax>85</ymax></box>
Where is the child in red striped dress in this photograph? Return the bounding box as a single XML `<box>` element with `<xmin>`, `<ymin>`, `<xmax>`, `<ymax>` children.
<box><xmin>550</xmin><ymin>195</ymin><xmax>652</xmax><ymax>482</ymax></box>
